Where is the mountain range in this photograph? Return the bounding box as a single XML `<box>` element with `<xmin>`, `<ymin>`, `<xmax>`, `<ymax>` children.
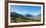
<box><xmin>11</xmin><ymin>12</ymin><xmax>41</xmax><ymax>17</ymax></box>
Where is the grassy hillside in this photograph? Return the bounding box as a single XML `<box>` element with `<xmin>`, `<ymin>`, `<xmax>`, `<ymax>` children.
<box><xmin>11</xmin><ymin>16</ymin><xmax>41</xmax><ymax>23</ymax></box>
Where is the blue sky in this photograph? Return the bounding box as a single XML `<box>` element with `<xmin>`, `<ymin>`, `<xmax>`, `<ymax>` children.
<box><xmin>10</xmin><ymin>5</ymin><xmax>41</xmax><ymax>16</ymax></box>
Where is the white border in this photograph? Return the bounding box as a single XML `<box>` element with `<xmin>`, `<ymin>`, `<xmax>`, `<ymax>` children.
<box><xmin>8</xmin><ymin>3</ymin><xmax>43</xmax><ymax>26</ymax></box>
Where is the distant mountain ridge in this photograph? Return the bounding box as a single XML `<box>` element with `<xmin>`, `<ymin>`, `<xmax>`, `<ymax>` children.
<box><xmin>37</xmin><ymin>14</ymin><xmax>41</xmax><ymax>16</ymax></box>
<box><xmin>11</xmin><ymin>12</ymin><xmax>24</xmax><ymax>17</ymax></box>
<box><xmin>11</xmin><ymin>12</ymin><xmax>33</xmax><ymax>17</ymax></box>
<box><xmin>11</xmin><ymin>12</ymin><xmax>41</xmax><ymax>18</ymax></box>
<box><xmin>25</xmin><ymin>14</ymin><xmax>33</xmax><ymax>17</ymax></box>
